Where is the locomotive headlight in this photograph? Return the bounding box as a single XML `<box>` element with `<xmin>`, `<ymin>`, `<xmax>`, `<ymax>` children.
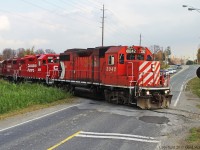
<box><xmin>165</xmin><ymin>90</ymin><xmax>169</xmax><ymax>94</ymax></box>
<box><xmin>146</xmin><ymin>91</ymin><xmax>150</xmax><ymax>95</ymax></box>
<box><xmin>151</xmin><ymin>64</ymin><xmax>155</xmax><ymax>72</ymax></box>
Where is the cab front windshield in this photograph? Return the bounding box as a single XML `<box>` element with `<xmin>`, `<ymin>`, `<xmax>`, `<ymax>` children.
<box><xmin>126</xmin><ymin>53</ymin><xmax>144</xmax><ymax>60</ymax></box>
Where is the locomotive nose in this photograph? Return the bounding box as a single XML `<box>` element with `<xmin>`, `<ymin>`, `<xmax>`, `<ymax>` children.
<box><xmin>137</xmin><ymin>61</ymin><xmax>161</xmax><ymax>87</ymax></box>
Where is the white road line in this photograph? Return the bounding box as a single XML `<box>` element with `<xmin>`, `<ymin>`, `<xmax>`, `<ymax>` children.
<box><xmin>80</xmin><ymin>131</ymin><xmax>155</xmax><ymax>140</ymax></box>
<box><xmin>0</xmin><ymin>104</ymin><xmax>80</xmax><ymax>132</ymax></box>
<box><xmin>173</xmin><ymin>73</ymin><xmax>191</xmax><ymax>107</ymax></box>
<box><xmin>173</xmin><ymin>82</ymin><xmax>184</xmax><ymax>107</ymax></box>
<box><xmin>76</xmin><ymin>134</ymin><xmax>160</xmax><ymax>143</ymax></box>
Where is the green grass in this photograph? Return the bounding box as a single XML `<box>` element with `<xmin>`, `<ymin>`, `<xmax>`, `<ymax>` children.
<box><xmin>185</xmin><ymin>78</ymin><xmax>200</xmax><ymax>146</ymax></box>
<box><xmin>187</xmin><ymin>127</ymin><xmax>200</xmax><ymax>143</ymax></box>
<box><xmin>188</xmin><ymin>77</ymin><xmax>200</xmax><ymax>98</ymax></box>
<box><xmin>0</xmin><ymin>80</ymin><xmax>71</xmax><ymax>115</ymax></box>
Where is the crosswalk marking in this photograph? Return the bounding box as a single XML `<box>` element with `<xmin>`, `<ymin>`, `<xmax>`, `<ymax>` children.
<box><xmin>76</xmin><ymin>131</ymin><xmax>160</xmax><ymax>143</ymax></box>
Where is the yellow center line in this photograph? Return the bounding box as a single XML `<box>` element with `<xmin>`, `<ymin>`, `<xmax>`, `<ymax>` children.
<box><xmin>47</xmin><ymin>131</ymin><xmax>82</xmax><ymax>150</ymax></box>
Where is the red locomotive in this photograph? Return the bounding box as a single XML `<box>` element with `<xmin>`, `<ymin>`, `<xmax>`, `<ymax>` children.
<box><xmin>55</xmin><ymin>45</ymin><xmax>172</xmax><ymax>109</ymax></box>
<box><xmin>0</xmin><ymin>45</ymin><xmax>172</xmax><ymax>109</ymax></box>
<box><xmin>0</xmin><ymin>54</ymin><xmax>59</xmax><ymax>83</ymax></box>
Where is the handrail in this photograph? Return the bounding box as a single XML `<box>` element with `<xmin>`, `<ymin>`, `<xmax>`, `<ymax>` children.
<box><xmin>126</xmin><ymin>62</ymin><xmax>134</xmax><ymax>80</ymax></box>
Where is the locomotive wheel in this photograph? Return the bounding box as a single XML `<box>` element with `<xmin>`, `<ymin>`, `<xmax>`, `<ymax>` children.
<box><xmin>106</xmin><ymin>92</ymin><xmax>118</xmax><ymax>104</ymax></box>
<box><xmin>105</xmin><ymin>94</ymin><xmax>111</xmax><ymax>103</ymax></box>
<box><xmin>69</xmin><ymin>86</ymin><xmax>75</xmax><ymax>96</ymax></box>
<box><xmin>116</xmin><ymin>95</ymin><xmax>126</xmax><ymax>105</ymax></box>
<box><xmin>120</xmin><ymin>95</ymin><xmax>128</xmax><ymax>105</ymax></box>
<box><xmin>104</xmin><ymin>90</ymin><xmax>111</xmax><ymax>102</ymax></box>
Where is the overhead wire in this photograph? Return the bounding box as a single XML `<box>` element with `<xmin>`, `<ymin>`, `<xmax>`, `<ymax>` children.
<box><xmin>21</xmin><ymin>0</ymin><xmax>98</xmax><ymax>29</ymax></box>
<box><xmin>71</xmin><ymin>0</ymin><xmax>135</xmax><ymax>45</ymax></box>
<box><xmin>0</xmin><ymin>8</ymin><xmax>73</xmax><ymax>31</ymax></box>
<box><xmin>22</xmin><ymin>0</ymin><xmax>129</xmax><ymax>45</ymax></box>
<box><xmin>59</xmin><ymin>0</ymin><xmax>93</xmax><ymax>13</ymax></box>
<box><xmin>42</xmin><ymin>0</ymin><xmax>100</xmax><ymax>26</ymax></box>
<box><xmin>65</xmin><ymin>0</ymin><xmax>129</xmax><ymax>44</ymax></box>
<box><xmin>87</xmin><ymin>0</ymin><xmax>140</xmax><ymax>44</ymax></box>
<box><xmin>44</xmin><ymin>0</ymin><xmax>117</xmax><ymax>46</ymax></box>
<box><xmin>2</xmin><ymin>0</ymin><xmax>136</xmax><ymax>47</ymax></box>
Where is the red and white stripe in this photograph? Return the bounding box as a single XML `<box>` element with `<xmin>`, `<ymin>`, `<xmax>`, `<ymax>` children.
<box><xmin>138</xmin><ymin>61</ymin><xmax>160</xmax><ymax>86</ymax></box>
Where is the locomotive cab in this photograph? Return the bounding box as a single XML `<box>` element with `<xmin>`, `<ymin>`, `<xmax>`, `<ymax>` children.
<box><xmin>103</xmin><ymin>46</ymin><xmax>155</xmax><ymax>87</ymax></box>
<box><xmin>37</xmin><ymin>54</ymin><xmax>59</xmax><ymax>83</ymax></box>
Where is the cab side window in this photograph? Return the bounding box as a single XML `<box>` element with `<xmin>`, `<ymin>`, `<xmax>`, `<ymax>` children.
<box><xmin>43</xmin><ymin>60</ymin><xmax>46</xmax><ymax>64</ymax></box>
<box><xmin>119</xmin><ymin>54</ymin><xmax>124</xmax><ymax>64</ymax></box>
<box><xmin>147</xmin><ymin>55</ymin><xmax>152</xmax><ymax>61</ymax></box>
<box><xmin>38</xmin><ymin>60</ymin><xmax>41</xmax><ymax>66</ymax></box>
<box><xmin>48</xmin><ymin>59</ymin><xmax>53</xmax><ymax>63</ymax></box>
<box><xmin>108</xmin><ymin>55</ymin><xmax>114</xmax><ymax>65</ymax></box>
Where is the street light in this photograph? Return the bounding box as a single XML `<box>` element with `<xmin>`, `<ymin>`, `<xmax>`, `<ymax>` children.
<box><xmin>183</xmin><ymin>5</ymin><xmax>200</xmax><ymax>65</ymax></box>
<box><xmin>182</xmin><ymin>5</ymin><xmax>200</xmax><ymax>13</ymax></box>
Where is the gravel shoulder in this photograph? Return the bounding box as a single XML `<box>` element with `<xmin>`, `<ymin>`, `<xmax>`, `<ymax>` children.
<box><xmin>159</xmin><ymin>83</ymin><xmax>200</xmax><ymax>149</ymax></box>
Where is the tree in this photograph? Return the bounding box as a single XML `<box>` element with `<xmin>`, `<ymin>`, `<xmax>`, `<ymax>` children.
<box><xmin>0</xmin><ymin>55</ymin><xmax>3</xmax><ymax>61</ymax></box>
<box><xmin>197</xmin><ymin>48</ymin><xmax>200</xmax><ymax>64</ymax></box>
<box><xmin>35</xmin><ymin>49</ymin><xmax>55</xmax><ymax>54</ymax></box>
<box><xmin>24</xmin><ymin>46</ymin><xmax>35</xmax><ymax>56</ymax></box>
<box><xmin>2</xmin><ymin>48</ymin><xmax>16</xmax><ymax>59</ymax></box>
<box><xmin>186</xmin><ymin>60</ymin><xmax>193</xmax><ymax>65</ymax></box>
<box><xmin>35</xmin><ymin>49</ymin><xmax>45</xmax><ymax>54</ymax></box>
<box><xmin>16</xmin><ymin>48</ymin><xmax>25</xmax><ymax>58</ymax></box>
<box><xmin>165</xmin><ymin>46</ymin><xmax>171</xmax><ymax>57</ymax></box>
<box><xmin>154</xmin><ymin>50</ymin><xmax>163</xmax><ymax>61</ymax></box>
<box><xmin>45</xmin><ymin>49</ymin><xmax>55</xmax><ymax>54</ymax></box>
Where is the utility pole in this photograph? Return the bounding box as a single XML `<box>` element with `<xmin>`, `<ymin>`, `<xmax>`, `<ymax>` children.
<box><xmin>101</xmin><ymin>4</ymin><xmax>105</xmax><ymax>47</ymax></box>
<box><xmin>139</xmin><ymin>33</ymin><xmax>141</xmax><ymax>46</ymax></box>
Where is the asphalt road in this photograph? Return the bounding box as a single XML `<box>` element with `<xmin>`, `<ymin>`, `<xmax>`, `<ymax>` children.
<box><xmin>170</xmin><ymin>65</ymin><xmax>198</xmax><ymax>107</ymax></box>
<box><xmin>0</xmin><ymin>65</ymin><xmax>199</xmax><ymax>150</ymax></box>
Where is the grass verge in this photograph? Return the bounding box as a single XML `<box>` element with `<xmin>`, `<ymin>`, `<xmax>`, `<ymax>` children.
<box><xmin>184</xmin><ymin>77</ymin><xmax>200</xmax><ymax>147</ymax></box>
<box><xmin>0</xmin><ymin>79</ymin><xmax>71</xmax><ymax>117</ymax></box>
<box><xmin>187</xmin><ymin>77</ymin><xmax>200</xmax><ymax>97</ymax></box>
<box><xmin>186</xmin><ymin>127</ymin><xmax>200</xmax><ymax>147</ymax></box>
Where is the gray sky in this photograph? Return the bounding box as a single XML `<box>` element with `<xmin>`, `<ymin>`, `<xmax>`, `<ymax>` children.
<box><xmin>0</xmin><ymin>0</ymin><xmax>200</xmax><ymax>60</ymax></box>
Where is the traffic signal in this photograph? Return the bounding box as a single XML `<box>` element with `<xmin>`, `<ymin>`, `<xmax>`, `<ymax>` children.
<box><xmin>197</xmin><ymin>67</ymin><xmax>200</xmax><ymax>78</ymax></box>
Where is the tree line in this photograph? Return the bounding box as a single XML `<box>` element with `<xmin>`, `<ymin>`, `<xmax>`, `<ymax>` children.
<box><xmin>0</xmin><ymin>47</ymin><xmax>55</xmax><ymax>60</ymax></box>
<box><xmin>151</xmin><ymin>45</ymin><xmax>200</xmax><ymax>66</ymax></box>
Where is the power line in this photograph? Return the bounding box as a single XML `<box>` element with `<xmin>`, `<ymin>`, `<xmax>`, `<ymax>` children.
<box><xmin>60</xmin><ymin>0</ymin><xmax>95</xmax><ymax>13</ymax></box>
<box><xmin>0</xmin><ymin>9</ymin><xmax>69</xmax><ymax>30</ymax></box>
<box><xmin>21</xmin><ymin>0</ymin><xmax>98</xmax><ymax>28</ymax></box>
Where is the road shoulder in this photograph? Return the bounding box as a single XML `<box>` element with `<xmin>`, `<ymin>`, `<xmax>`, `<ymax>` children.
<box><xmin>160</xmin><ymin>84</ymin><xmax>200</xmax><ymax>149</ymax></box>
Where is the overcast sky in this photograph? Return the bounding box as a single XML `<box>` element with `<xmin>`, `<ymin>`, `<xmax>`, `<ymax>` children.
<box><xmin>0</xmin><ymin>0</ymin><xmax>200</xmax><ymax>60</ymax></box>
